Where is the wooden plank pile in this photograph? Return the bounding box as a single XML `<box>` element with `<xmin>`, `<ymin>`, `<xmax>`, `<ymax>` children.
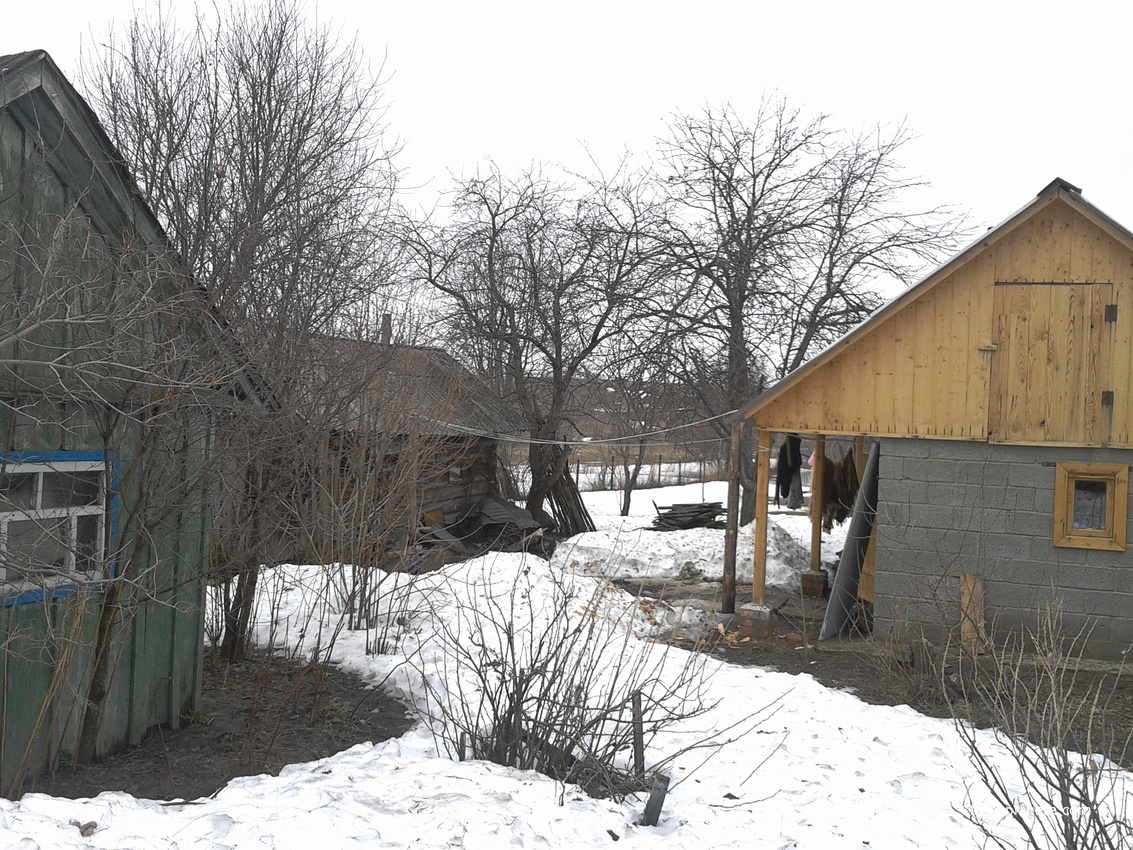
<box><xmin>650</xmin><ymin>502</ymin><xmax>726</xmax><ymax>531</ymax></box>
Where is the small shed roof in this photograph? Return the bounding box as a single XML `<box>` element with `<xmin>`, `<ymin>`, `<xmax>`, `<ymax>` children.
<box><xmin>741</xmin><ymin>179</ymin><xmax>1133</xmax><ymax>447</ymax></box>
<box><xmin>306</xmin><ymin>337</ymin><xmax>527</xmax><ymax>438</ymax></box>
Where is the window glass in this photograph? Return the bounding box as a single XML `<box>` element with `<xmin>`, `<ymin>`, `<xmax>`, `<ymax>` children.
<box><xmin>1072</xmin><ymin>479</ymin><xmax>1108</xmax><ymax>531</ymax></box>
<box><xmin>0</xmin><ymin>473</ymin><xmax>36</xmax><ymax>511</ymax></box>
<box><xmin>5</xmin><ymin>517</ymin><xmax>70</xmax><ymax>579</ymax></box>
<box><xmin>42</xmin><ymin>471</ymin><xmax>101</xmax><ymax>508</ymax></box>
<box><xmin>0</xmin><ymin>457</ymin><xmax>110</xmax><ymax>595</ymax></box>
<box><xmin>75</xmin><ymin>514</ymin><xmax>100</xmax><ymax>573</ymax></box>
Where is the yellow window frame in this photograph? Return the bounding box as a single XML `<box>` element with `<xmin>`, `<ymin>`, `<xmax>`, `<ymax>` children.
<box><xmin>1054</xmin><ymin>461</ymin><xmax>1128</xmax><ymax>551</ymax></box>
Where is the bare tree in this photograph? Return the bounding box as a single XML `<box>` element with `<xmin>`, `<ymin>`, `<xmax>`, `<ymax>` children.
<box><xmin>593</xmin><ymin>334</ymin><xmax>704</xmax><ymax>516</ymax></box>
<box><xmin>775</xmin><ymin>124</ymin><xmax>967</xmax><ymax>375</ymax></box>
<box><xmin>405</xmin><ymin>166</ymin><xmax>665</xmax><ymax>532</ymax></box>
<box><xmin>83</xmin><ymin>0</ymin><xmax>409</xmax><ymax>659</ymax></box>
<box><xmin>655</xmin><ymin>101</ymin><xmax>965</xmax><ymax>519</ymax></box>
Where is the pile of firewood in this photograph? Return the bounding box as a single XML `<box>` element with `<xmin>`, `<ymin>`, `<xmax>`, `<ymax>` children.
<box><xmin>650</xmin><ymin>502</ymin><xmax>726</xmax><ymax>531</ymax></box>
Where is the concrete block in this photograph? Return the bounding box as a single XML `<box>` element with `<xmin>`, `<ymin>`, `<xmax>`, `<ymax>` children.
<box><xmin>882</xmin><ymin>438</ymin><xmax>928</xmax><ymax>459</ymax></box>
<box><xmin>926</xmin><ymin>482</ymin><xmax>968</xmax><ymax>506</ymax></box>
<box><xmin>1063</xmin><ymin>566</ymin><xmax>1122</xmax><ymax>593</ymax></box>
<box><xmin>878</xmin><ymin>500</ymin><xmax>910</xmax><ymax>528</ymax></box>
<box><xmin>1004</xmin><ymin>488</ymin><xmax>1036</xmax><ymax>512</ymax></box>
<box><xmin>955</xmin><ymin>461</ymin><xmax>1004</xmax><ymax>486</ymax></box>
<box><xmin>909</xmin><ymin>503</ymin><xmax>953</xmax><ymax>530</ymax></box>
<box><xmin>939</xmin><ymin>441</ymin><xmax>991</xmax><ymax>462</ymax></box>
<box><xmin>881</xmin><ymin>478</ymin><xmax>912</xmax><ymax>504</ymax></box>
<box><xmin>1005</xmin><ymin>462</ymin><xmax>1050</xmax><ymax>490</ymax></box>
<box><xmin>909</xmin><ymin>458</ymin><xmax>958</xmax><ymax>484</ymax></box>
<box><xmin>878</xmin><ymin>456</ymin><xmax>903</xmax><ymax>481</ymax></box>
<box><xmin>994</xmin><ymin>445</ymin><xmax>1040</xmax><ymax>465</ymax></box>
<box><xmin>977</xmin><ymin>534</ymin><xmax>1029</xmax><ymax>562</ymax></box>
<box><xmin>1004</xmin><ymin>510</ymin><xmax>1048</xmax><ymax>537</ymax></box>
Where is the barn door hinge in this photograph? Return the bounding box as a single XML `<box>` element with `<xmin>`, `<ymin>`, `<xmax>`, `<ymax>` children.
<box><xmin>1105</xmin><ymin>304</ymin><xmax>1118</xmax><ymax>323</ymax></box>
<box><xmin>1102</xmin><ymin>390</ymin><xmax>1115</xmax><ymax>408</ymax></box>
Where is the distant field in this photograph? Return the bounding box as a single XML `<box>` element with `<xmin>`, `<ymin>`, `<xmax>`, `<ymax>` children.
<box><xmin>503</xmin><ymin>441</ymin><xmax>727</xmax><ymax>493</ymax></box>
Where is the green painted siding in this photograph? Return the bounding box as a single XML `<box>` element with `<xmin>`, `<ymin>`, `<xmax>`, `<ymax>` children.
<box><xmin>0</xmin><ymin>56</ymin><xmax>212</xmax><ymax>793</ymax></box>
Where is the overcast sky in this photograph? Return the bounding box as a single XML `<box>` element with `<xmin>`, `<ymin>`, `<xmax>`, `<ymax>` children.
<box><xmin>7</xmin><ymin>0</ymin><xmax>1132</xmax><ymax>236</ymax></box>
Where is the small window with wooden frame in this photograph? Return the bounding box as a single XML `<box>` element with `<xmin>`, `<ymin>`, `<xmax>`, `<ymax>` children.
<box><xmin>1054</xmin><ymin>462</ymin><xmax>1128</xmax><ymax>551</ymax></box>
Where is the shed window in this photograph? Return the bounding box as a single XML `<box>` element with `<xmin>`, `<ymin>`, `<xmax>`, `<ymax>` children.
<box><xmin>0</xmin><ymin>453</ymin><xmax>113</xmax><ymax>601</ymax></box>
<box><xmin>1054</xmin><ymin>462</ymin><xmax>1128</xmax><ymax>551</ymax></box>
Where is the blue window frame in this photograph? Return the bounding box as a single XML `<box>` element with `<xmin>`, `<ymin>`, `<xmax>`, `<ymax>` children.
<box><xmin>0</xmin><ymin>451</ymin><xmax>118</xmax><ymax>605</ymax></box>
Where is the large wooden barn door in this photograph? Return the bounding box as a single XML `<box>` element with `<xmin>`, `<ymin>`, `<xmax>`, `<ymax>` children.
<box><xmin>989</xmin><ymin>282</ymin><xmax>1114</xmax><ymax>444</ymax></box>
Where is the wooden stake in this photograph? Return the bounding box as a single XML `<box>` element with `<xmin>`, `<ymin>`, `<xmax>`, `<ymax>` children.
<box><xmin>642</xmin><ymin>774</ymin><xmax>671</xmax><ymax>827</ymax></box>
<box><xmin>960</xmin><ymin>573</ymin><xmax>987</xmax><ymax>655</ymax></box>
<box><xmin>632</xmin><ymin>691</ymin><xmax>645</xmax><ymax>778</ymax></box>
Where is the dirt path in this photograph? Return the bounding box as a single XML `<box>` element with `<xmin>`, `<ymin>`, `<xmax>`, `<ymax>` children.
<box><xmin>31</xmin><ymin>653</ymin><xmax>413</xmax><ymax>802</ymax></box>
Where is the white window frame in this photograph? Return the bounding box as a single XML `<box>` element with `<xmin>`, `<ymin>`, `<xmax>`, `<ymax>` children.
<box><xmin>0</xmin><ymin>454</ymin><xmax>111</xmax><ymax>600</ymax></box>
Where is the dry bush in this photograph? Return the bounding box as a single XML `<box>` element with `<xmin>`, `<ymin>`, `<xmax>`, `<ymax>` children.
<box><xmin>416</xmin><ymin>558</ymin><xmax>748</xmax><ymax>801</ymax></box>
<box><xmin>952</xmin><ymin>608</ymin><xmax>1133</xmax><ymax>849</ymax></box>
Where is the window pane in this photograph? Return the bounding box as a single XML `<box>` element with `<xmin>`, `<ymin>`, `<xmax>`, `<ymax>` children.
<box><xmin>75</xmin><ymin>515</ymin><xmax>100</xmax><ymax>573</ymax></box>
<box><xmin>42</xmin><ymin>471</ymin><xmax>101</xmax><ymax>508</ymax></box>
<box><xmin>5</xmin><ymin>518</ymin><xmax>70</xmax><ymax>579</ymax></box>
<box><xmin>0</xmin><ymin>473</ymin><xmax>37</xmax><ymax>511</ymax></box>
<box><xmin>1073</xmin><ymin>479</ymin><xmax>1108</xmax><ymax>531</ymax></box>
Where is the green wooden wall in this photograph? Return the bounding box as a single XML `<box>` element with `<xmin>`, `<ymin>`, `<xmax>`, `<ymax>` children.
<box><xmin>0</xmin><ymin>65</ymin><xmax>210</xmax><ymax>793</ymax></box>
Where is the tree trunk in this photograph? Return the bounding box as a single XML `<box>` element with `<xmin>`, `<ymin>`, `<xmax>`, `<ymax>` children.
<box><xmin>619</xmin><ymin>440</ymin><xmax>647</xmax><ymax>517</ymax></box>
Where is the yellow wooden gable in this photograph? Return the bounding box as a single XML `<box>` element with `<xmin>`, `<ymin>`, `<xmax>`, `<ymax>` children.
<box><xmin>743</xmin><ymin>179</ymin><xmax>1133</xmax><ymax>448</ymax></box>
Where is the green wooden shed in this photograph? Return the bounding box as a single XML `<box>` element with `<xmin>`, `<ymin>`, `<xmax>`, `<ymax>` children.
<box><xmin>0</xmin><ymin>51</ymin><xmax>216</xmax><ymax>792</ymax></box>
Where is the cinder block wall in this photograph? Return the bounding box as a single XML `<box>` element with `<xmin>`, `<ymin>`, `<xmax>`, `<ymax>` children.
<box><xmin>874</xmin><ymin>438</ymin><xmax>1133</xmax><ymax>660</ymax></box>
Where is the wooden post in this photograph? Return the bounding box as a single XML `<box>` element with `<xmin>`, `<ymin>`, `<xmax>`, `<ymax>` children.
<box><xmin>855</xmin><ymin>435</ymin><xmax>866</xmax><ymax>479</ymax></box>
<box><xmin>632</xmin><ymin>691</ymin><xmax>645</xmax><ymax>778</ymax></box>
<box><xmin>809</xmin><ymin>434</ymin><xmax>825</xmax><ymax>572</ymax></box>
<box><xmin>752</xmin><ymin>428</ymin><xmax>771</xmax><ymax>607</ymax></box>
<box><xmin>960</xmin><ymin>573</ymin><xmax>987</xmax><ymax>655</ymax></box>
<box><xmin>722</xmin><ymin>421</ymin><xmax>742</xmax><ymax>614</ymax></box>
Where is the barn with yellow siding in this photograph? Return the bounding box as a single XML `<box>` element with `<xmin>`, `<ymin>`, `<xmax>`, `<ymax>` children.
<box><xmin>742</xmin><ymin>179</ymin><xmax>1133</xmax><ymax>659</ymax></box>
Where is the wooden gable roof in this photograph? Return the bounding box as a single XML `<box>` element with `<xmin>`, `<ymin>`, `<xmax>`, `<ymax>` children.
<box><xmin>742</xmin><ymin>179</ymin><xmax>1133</xmax><ymax>447</ymax></box>
<box><xmin>0</xmin><ymin>51</ymin><xmax>166</xmax><ymax>245</ymax></box>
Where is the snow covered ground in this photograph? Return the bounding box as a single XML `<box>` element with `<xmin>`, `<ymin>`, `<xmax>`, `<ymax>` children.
<box><xmin>1</xmin><ymin>482</ymin><xmax>1126</xmax><ymax>848</ymax></box>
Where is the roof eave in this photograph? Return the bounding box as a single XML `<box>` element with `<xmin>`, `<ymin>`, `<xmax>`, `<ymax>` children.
<box><xmin>740</xmin><ymin>178</ymin><xmax>1127</xmax><ymax>425</ymax></box>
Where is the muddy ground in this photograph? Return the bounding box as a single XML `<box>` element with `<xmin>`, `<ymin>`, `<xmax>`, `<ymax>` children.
<box><xmin>33</xmin><ymin>652</ymin><xmax>414</xmax><ymax>801</ymax></box>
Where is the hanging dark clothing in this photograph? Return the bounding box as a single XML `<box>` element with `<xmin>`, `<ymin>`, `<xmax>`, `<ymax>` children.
<box><xmin>776</xmin><ymin>435</ymin><xmax>803</xmax><ymax>507</ymax></box>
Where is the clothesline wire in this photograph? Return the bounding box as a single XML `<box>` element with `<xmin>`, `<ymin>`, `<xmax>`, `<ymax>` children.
<box><xmin>416</xmin><ymin>409</ymin><xmax>740</xmax><ymax>447</ymax></box>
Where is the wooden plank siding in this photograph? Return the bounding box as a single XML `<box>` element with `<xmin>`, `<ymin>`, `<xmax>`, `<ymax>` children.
<box><xmin>745</xmin><ymin>185</ymin><xmax>1133</xmax><ymax>448</ymax></box>
<box><xmin>0</xmin><ymin>52</ymin><xmax>212</xmax><ymax>792</ymax></box>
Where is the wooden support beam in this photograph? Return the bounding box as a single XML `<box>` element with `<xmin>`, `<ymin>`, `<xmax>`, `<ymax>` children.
<box><xmin>722</xmin><ymin>421</ymin><xmax>742</xmax><ymax>614</ymax></box>
<box><xmin>752</xmin><ymin>428</ymin><xmax>771</xmax><ymax>607</ymax></box>
<box><xmin>855</xmin><ymin>435</ymin><xmax>866</xmax><ymax>479</ymax></box>
<box><xmin>810</xmin><ymin>434</ymin><xmax>825</xmax><ymax>572</ymax></box>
